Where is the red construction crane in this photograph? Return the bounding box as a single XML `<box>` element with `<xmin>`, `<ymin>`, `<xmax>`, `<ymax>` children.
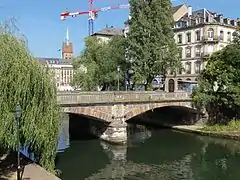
<box><xmin>60</xmin><ymin>0</ymin><xmax>129</xmax><ymax>36</ymax></box>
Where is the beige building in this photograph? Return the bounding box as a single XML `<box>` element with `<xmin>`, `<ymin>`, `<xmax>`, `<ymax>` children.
<box><xmin>124</xmin><ymin>4</ymin><xmax>240</xmax><ymax>92</ymax></box>
<box><xmin>38</xmin><ymin>58</ymin><xmax>74</xmax><ymax>91</ymax></box>
<box><xmin>165</xmin><ymin>4</ymin><xmax>240</xmax><ymax>92</ymax></box>
<box><xmin>37</xmin><ymin>28</ymin><xmax>75</xmax><ymax>91</ymax></box>
<box><xmin>91</xmin><ymin>25</ymin><xmax>124</xmax><ymax>41</ymax></box>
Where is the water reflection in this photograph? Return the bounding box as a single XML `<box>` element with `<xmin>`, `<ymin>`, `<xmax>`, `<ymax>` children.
<box><xmin>56</xmin><ymin>126</ymin><xmax>240</xmax><ymax>180</ymax></box>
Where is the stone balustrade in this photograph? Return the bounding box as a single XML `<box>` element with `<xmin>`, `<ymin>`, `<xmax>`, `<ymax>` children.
<box><xmin>57</xmin><ymin>91</ymin><xmax>192</xmax><ymax>105</ymax></box>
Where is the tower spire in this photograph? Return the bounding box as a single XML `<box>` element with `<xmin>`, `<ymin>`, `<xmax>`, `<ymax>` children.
<box><xmin>62</xmin><ymin>27</ymin><xmax>73</xmax><ymax>60</ymax></box>
<box><xmin>66</xmin><ymin>27</ymin><xmax>70</xmax><ymax>45</ymax></box>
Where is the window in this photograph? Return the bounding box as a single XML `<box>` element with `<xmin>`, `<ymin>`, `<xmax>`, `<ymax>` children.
<box><xmin>227</xmin><ymin>32</ymin><xmax>231</xmax><ymax>41</ymax></box>
<box><xmin>220</xmin><ymin>30</ymin><xmax>224</xmax><ymax>41</ymax></box>
<box><xmin>195</xmin><ymin>46</ymin><xmax>201</xmax><ymax>57</ymax></box>
<box><xmin>178</xmin><ymin>67</ymin><xmax>183</xmax><ymax>74</ymax></box>
<box><xmin>178</xmin><ymin>79</ymin><xmax>183</xmax><ymax>90</ymax></box>
<box><xmin>177</xmin><ymin>34</ymin><xmax>182</xmax><ymax>43</ymax></box>
<box><xmin>208</xmin><ymin>28</ymin><xmax>214</xmax><ymax>38</ymax></box>
<box><xmin>194</xmin><ymin>61</ymin><xmax>201</xmax><ymax>74</ymax></box>
<box><xmin>185</xmin><ymin>47</ymin><xmax>192</xmax><ymax>58</ymax></box>
<box><xmin>179</xmin><ymin>47</ymin><xmax>183</xmax><ymax>59</ymax></box>
<box><xmin>186</xmin><ymin>32</ymin><xmax>191</xmax><ymax>43</ymax></box>
<box><xmin>185</xmin><ymin>62</ymin><xmax>192</xmax><ymax>74</ymax></box>
<box><xmin>195</xmin><ymin>30</ymin><xmax>201</xmax><ymax>41</ymax></box>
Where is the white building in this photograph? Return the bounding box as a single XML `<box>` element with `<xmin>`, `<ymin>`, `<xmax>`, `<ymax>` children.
<box><xmin>38</xmin><ymin>58</ymin><xmax>74</xmax><ymax>91</ymax></box>
<box><xmin>124</xmin><ymin>4</ymin><xmax>240</xmax><ymax>92</ymax></box>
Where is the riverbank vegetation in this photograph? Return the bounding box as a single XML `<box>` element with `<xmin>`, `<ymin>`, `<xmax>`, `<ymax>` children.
<box><xmin>0</xmin><ymin>19</ymin><xmax>60</xmax><ymax>172</ymax></box>
<box><xmin>72</xmin><ymin>36</ymin><xmax>127</xmax><ymax>91</ymax></box>
<box><xmin>202</xmin><ymin>120</ymin><xmax>240</xmax><ymax>132</ymax></box>
<box><xmin>193</xmin><ymin>30</ymin><xmax>240</xmax><ymax>129</ymax></box>
<box><xmin>126</xmin><ymin>0</ymin><xmax>181</xmax><ymax>90</ymax></box>
<box><xmin>72</xmin><ymin>0</ymin><xmax>181</xmax><ymax>91</ymax></box>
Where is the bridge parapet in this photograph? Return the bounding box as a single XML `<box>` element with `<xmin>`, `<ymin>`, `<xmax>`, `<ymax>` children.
<box><xmin>57</xmin><ymin>91</ymin><xmax>192</xmax><ymax>105</ymax></box>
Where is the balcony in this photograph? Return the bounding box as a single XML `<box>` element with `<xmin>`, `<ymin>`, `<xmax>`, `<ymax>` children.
<box><xmin>202</xmin><ymin>36</ymin><xmax>220</xmax><ymax>43</ymax></box>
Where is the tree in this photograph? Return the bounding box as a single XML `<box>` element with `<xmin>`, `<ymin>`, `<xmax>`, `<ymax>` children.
<box><xmin>72</xmin><ymin>36</ymin><xmax>127</xmax><ymax>91</ymax></box>
<box><xmin>0</xmin><ymin>21</ymin><xmax>60</xmax><ymax>172</ymax></box>
<box><xmin>193</xmin><ymin>30</ymin><xmax>240</xmax><ymax>123</ymax></box>
<box><xmin>126</xmin><ymin>0</ymin><xmax>181</xmax><ymax>90</ymax></box>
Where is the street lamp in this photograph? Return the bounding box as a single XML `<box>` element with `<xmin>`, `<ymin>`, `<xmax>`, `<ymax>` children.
<box><xmin>15</xmin><ymin>103</ymin><xmax>22</xmax><ymax>180</ymax></box>
<box><xmin>127</xmin><ymin>69</ymin><xmax>134</xmax><ymax>91</ymax></box>
<box><xmin>117</xmin><ymin>66</ymin><xmax>120</xmax><ymax>91</ymax></box>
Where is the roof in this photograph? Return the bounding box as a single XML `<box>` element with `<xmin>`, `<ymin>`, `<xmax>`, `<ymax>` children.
<box><xmin>36</xmin><ymin>57</ymin><xmax>73</xmax><ymax>65</ymax></box>
<box><xmin>124</xmin><ymin>4</ymin><xmax>187</xmax><ymax>25</ymax></box>
<box><xmin>172</xmin><ymin>4</ymin><xmax>185</xmax><ymax>14</ymax></box>
<box><xmin>92</xmin><ymin>27</ymin><xmax>124</xmax><ymax>36</ymax></box>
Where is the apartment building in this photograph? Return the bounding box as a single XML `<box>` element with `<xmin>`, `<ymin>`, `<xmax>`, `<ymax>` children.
<box><xmin>165</xmin><ymin>4</ymin><xmax>240</xmax><ymax>92</ymax></box>
<box><xmin>91</xmin><ymin>25</ymin><xmax>124</xmax><ymax>41</ymax></box>
<box><xmin>124</xmin><ymin>4</ymin><xmax>240</xmax><ymax>92</ymax></box>
<box><xmin>38</xmin><ymin>58</ymin><xmax>74</xmax><ymax>91</ymax></box>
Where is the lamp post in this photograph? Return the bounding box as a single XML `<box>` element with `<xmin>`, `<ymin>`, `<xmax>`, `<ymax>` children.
<box><xmin>117</xmin><ymin>66</ymin><xmax>120</xmax><ymax>91</ymax></box>
<box><xmin>127</xmin><ymin>69</ymin><xmax>134</xmax><ymax>91</ymax></box>
<box><xmin>15</xmin><ymin>103</ymin><xmax>22</xmax><ymax>180</ymax></box>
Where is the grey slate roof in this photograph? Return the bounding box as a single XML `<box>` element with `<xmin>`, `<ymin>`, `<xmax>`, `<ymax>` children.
<box><xmin>36</xmin><ymin>57</ymin><xmax>73</xmax><ymax>65</ymax></box>
<box><xmin>92</xmin><ymin>27</ymin><xmax>124</xmax><ymax>36</ymax></box>
<box><xmin>172</xmin><ymin>4</ymin><xmax>184</xmax><ymax>14</ymax></box>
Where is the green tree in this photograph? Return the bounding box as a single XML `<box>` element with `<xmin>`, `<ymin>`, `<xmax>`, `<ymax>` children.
<box><xmin>72</xmin><ymin>36</ymin><xmax>127</xmax><ymax>91</ymax></box>
<box><xmin>193</xmin><ymin>30</ymin><xmax>240</xmax><ymax>123</ymax></box>
<box><xmin>0</xmin><ymin>22</ymin><xmax>60</xmax><ymax>172</ymax></box>
<box><xmin>126</xmin><ymin>0</ymin><xmax>181</xmax><ymax>90</ymax></box>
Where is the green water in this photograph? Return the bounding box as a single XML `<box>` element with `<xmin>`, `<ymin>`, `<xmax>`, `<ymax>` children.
<box><xmin>56</xmin><ymin>129</ymin><xmax>240</xmax><ymax>180</ymax></box>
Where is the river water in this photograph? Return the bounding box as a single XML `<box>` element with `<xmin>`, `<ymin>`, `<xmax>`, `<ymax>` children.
<box><xmin>56</xmin><ymin>125</ymin><xmax>240</xmax><ymax>180</ymax></box>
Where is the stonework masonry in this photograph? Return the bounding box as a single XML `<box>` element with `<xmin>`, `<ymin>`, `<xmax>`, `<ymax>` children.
<box><xmin>58</xmin><ymin>92</ymin><xmax>194</xmax><ymax>144</ymax></box>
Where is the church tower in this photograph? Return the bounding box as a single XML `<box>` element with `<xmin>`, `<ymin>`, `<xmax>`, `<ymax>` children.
<box><xmin>62</xmin><ymin>28</ymin><xmax>73</xmax><ymax>59</ymax></box>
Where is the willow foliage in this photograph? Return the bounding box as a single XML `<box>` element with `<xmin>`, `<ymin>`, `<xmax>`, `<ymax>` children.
<box><xmin>0</xmin><ymin>28</ymin><xmax>60</xmax><ymax>172</ymax></box>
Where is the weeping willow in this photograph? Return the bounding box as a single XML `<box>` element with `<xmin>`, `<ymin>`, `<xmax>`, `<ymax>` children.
<box><xmin>0</xmin><ymin>27</ymin><xmax>60</xmax><ymax>172</ymax></box>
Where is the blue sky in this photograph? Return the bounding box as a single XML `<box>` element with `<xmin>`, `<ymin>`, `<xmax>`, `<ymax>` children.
<box><xmin>0</xmin><ymin>0</ymin><xmax>239</xmax><ymax>58</ymax></box>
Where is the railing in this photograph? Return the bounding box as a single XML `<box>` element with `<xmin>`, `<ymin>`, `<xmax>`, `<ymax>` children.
<box><xmin>57</xmin><ymin>91</ymin><xmax>192</xmax><ymax>105</ymax></box>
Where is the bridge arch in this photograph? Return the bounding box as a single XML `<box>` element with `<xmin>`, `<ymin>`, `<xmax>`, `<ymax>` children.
<box><xmin>125</xmin><ymin>101</ymin><xmax>195</xmax><ymax>120</ymax></box>
<box><xmin>61</xmin><ymin>106</ymin><xmax>112</xmax><ymax>122</ymax></box>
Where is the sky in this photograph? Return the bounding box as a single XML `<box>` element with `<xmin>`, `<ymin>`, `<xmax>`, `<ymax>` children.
<box><xmin>0</xmin><ymin>0</ymin><xmax>239</xmax><ymax>58</ymax></box>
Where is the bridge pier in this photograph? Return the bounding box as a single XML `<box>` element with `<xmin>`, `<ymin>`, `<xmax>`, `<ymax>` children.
<box><xmin>99</xmin><ymin>104</ymin><xmax>128</xmax><ymax>144</ymax></box>
<box><xmin>90</xmin><ymin>120</ymin><xmax>128</xmax><ymax>145</ymax></box>
<box><xmin>100</xmin><ymin>123</ymin><xmax>128</xmax><ymax>145</ymax></box>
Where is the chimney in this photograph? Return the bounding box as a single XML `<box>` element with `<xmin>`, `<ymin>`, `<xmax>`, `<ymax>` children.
<box><xmin>237</xmin><ymin>18</ymin><xmax>240</xmax><ymax>26</ymax></box>
<box><xmin>188</xmin><ymin>6</ymin><xmax>192</xmax><ymax>17</ymax></box>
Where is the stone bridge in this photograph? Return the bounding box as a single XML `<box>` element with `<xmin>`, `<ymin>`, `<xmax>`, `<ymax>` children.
<box><xmin>57</xmin><ymin>91</ymin><xmax>195</xmax><ymax>144</ymax></box>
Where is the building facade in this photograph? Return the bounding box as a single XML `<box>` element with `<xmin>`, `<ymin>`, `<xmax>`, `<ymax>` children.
<box><xmin>124</xmin><ymin>4</ymin><xmax>240</xmax><ymax>92</ymax></box>
<box><xmin>38</xmin><ymin>58</ymin><xmax>74</xmax><ymax>91</ymax></box>
<box><xmin>91</xmin><ymin>26</ymin><xmax>124</xmax><ymax>41</ymax></box>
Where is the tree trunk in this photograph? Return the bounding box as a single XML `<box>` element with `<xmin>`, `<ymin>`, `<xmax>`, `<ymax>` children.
<box><xmin>145</xmin><ymin>76</ymin><xmax>153</xmax><ymax>91</ymax></box>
